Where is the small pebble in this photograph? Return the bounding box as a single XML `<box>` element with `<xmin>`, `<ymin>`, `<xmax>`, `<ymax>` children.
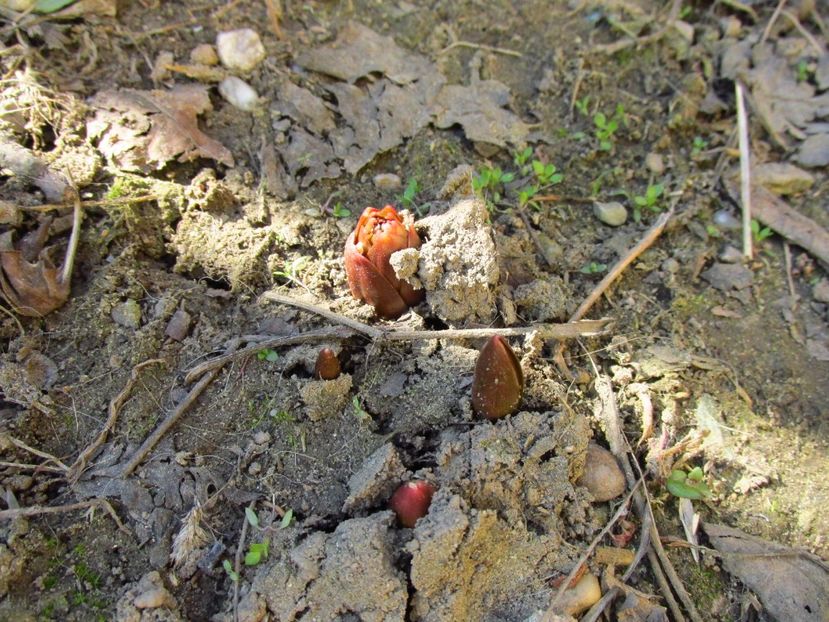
<box><xmin>645</xmin><ymin>152</ymin><xmax>665</xmax><ymax>174</ymax></box>
<box><xmin>165</xmin><ymin>309</ymin><xmax>191</xmax><ymax>341</ymax></box>
<box><xmin>718</xmin><ymin>245</ymin><xmax>743</xmax><ymax>264</ymax></box>
<box><xmin>218</xmin><ymin>76</ymin><xmax>259</xmax><ymax>111</ymax></box>
<box><xmin>112</xmin><ymin>299</ymin><xmax>142</xmax><ymax>329</ymax></box>
<box><xmin>796</xmin><ymin>133</ymin><xmax>829</xmax><ymax>168</ymax></box>
<box><xmin>662</xmin><ymin>258</ymin><xmax>680</xmax><ymax>274</ymax></box>
<box><xmin>134</xmin><ymin>587</ymin><xmax>174</xmax><ymax>609</ymax></box>
<box><xmin>373</xmin><ymin>173</ymin><xmax>402</xmax><ymax>191</ymax></box>
<box><xmin>813</xmin><ymin>278</ymin><xmax>829</xmax><ymax>304</ymax></box>
<box><xmin>253</xmin><ymin>431</ymin><xmax>271</xmax><ymax>445</ymax></box>
<box><xmin>712</xmin><ymin>209</ymin><xmax>741</xmax><ymax>230</ymax></box>
<box><xmin>753</xmin><ymin>162</ymin><xmax>814</xmax><ymax>195</ymax></box>
<box><xmin>576</xmin><ymin>444</ymin><xmax>625</xmax><ymax>502</ymax></box>
<box><xmin>190</xmin><ymin>43</ymin><xmax>218</xmax><ymax>66</ymax></box>
<box><xmin>248</xmin><ymin>461</ymin><xmax>262</xmax><ymax>475</ymax></box>
<box><xmin>593</xmin><ymin>201</ymin><xmax>628</xmax><ymax>227</ymax></box>
<box><xmin>216</xmin><ymin>29</ymin><xmax>266</xmax><ymax>73</ymax></box>
<box><xmin>720</xmin><ymin>16</ymin><xmax>741</xmax><ymax>37</ymax></box>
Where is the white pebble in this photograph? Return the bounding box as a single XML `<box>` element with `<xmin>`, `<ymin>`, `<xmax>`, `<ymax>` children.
<box><xmin>593</xmin><ymin>201</ymin><xmax>628</xmax><ymax>227</ymax></box>
<box><xmin>216</xmin><ymin>29</ymin><xmax>266</xmax><ymax>73</ymax></box>
<box><xmin>219</xmin><ymin>76</ymin><xmax>260</xmax><ymax>111</ymax></box>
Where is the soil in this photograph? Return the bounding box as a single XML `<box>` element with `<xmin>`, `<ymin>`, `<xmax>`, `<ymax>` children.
<box><xmin>1</xmin><ymin>1</ymin><xmax>828</xmax><ymax>621</ymax></box>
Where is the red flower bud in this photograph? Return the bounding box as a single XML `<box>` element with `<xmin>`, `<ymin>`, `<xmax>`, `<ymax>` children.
<box><xmin>471</xmin><ymin>336</ymin><xmax>523</xmax><ymax>420</ymax></box>
<box><xmin>314</xmin><ymin>348</ymin><xmax>340</xmax><ymax>380</ymax></box>
<box><xmin>389</xmin><ymin>480</ymin><xmax>435</xmax><ymax>528</ymax></box>
<box><xmin>344</xmin><ymin>205</ymin><xmax>424</xmax><ymax>319</ymax></box>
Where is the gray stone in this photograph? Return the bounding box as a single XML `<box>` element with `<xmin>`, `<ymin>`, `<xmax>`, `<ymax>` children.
<box><xmin>701</xmin><ymin>262</ymin><xmax>754</xmax><ymax>291</ymax></box>
<box><xmin>754</xmin><ymin>162</ymin><xmax>814</xmax><ymax>195</ymax></box>
<box><xmin>645</xmin><ymin>152</ymin><xmax>665</xmax><ymax>174</ymax></box>
<box><xmin>373</xmin><ymin>173</ymin><xmax>402</xmax><ymax>191</ymax></box>
<box><xmin>795</xmin><ymin>133</ymin><xmax>829</xmax><ymax>168</ymax></box>
<box><xmin>813</xmin><ymin>278</ymin><xmax>829</xmax><ymax>304</ymax></box>
<box><xmin>112</xmin><ymin>299</ymin><xmax>142</xmax><ymax>329</ymax></box>
<box><xmin>216</xmin><ymin>29</ymin><xmax>266</xmax><ymax>73</ymax></box>
<box><xmin>593</xmin><ymin>201</ymin><xmax>628</xmax><ymax>227</ymax></box>
<box><xmin>718</xmin><ymin>245</ymin><xmax>744</xmax><ymax>264</ymax></box>
<box><xmin>164</xmin><ymin>309</ymin><xmax>191</xmax><ymax>341</ymax></box>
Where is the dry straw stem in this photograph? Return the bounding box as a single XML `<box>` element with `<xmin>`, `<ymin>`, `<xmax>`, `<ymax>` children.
<box><xmin>594</xmin><ymin>373</ymin><xmax>704</xmax><ymax>622</ymax></box>
<box><xmin>262</xmin><ymin>291</ymin><xmax>611</xmax><ymax>342</ymax></box>
<box><xmin>67</xmin><ymin>358</ymin><xmax>166</xmax><ymax>484</ymax></box>
<box><xmin>544</xmin><ymin>478</ymin><xmax>643</xmax><ymax>617</ymax></box>
<box><xmin>121</xmin><ymin>341</ymin><xmax>240</xmax><ymax>476</ymax></box>
<box><xmin>735</xmin><ymin>81</ymin><xmax>753</xmax><ymax>258</ymax></box>
<box><xmin>0</xmin><ymin>498</ymin><xmax>129</xmax><ymax>535</ymax></box>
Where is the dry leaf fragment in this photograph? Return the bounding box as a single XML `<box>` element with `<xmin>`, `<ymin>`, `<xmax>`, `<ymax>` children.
<box><xmin>703</xmin><ymin>522</ymin><xmax>829</xmax><ymax>622</ymax></box>
<box><xmin>0</xmin><ymin>191</ymin><xmax>82</xmax><ymax>317</ymax></box>
<box><xmin>433</xmin><ymin>80</ymin><xmax>530</xmax><ymax>149</ymax></box>
<box><xmin>88</xmin><ymin>85</ymin><xmax>234</xmax><ymax>172</ymax></box>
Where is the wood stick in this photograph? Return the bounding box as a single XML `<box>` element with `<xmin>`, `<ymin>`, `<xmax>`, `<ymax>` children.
<box><xmin>0</xmin><ymin>498</ymin><xmax>130</xmax><ymax>534</ymax></box>
<box><xmin>121</xmin><ymin>342</ymin><xmax>240</xmax><ymax>476</ymax></box>
<box><xmin>67</xmin><ymin>358</ymin><xmax>165</xmax><ymax>484</ymax></box>
<box><xmin>735</xmin><ymin>81</ymin><xmax>753</xmax><ymax>258</ymax></box>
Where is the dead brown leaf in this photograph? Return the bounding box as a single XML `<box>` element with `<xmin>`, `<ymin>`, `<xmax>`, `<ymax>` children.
<box><xmin>703</xmin><ymin>522</ymin><xmax>829</xmax><ymax>622</ymax></box>
<box><xmin>88</xmin><ymin>85</ymin><xmax>234</xmax><ymax>172</ymax></box>
<box><xmin>433</xmin><ymin>80</ymin><xmax>531</xmax><ymax>150</ymax></box>
<box><xmin>0</xmin><ymin>246</ymin><xmax>69</xmax><ymax>317</ymax></box>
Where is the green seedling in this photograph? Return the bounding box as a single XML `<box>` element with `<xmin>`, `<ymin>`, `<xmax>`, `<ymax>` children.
<box><xmin>574</xmin><ymin>95</ymin><xmax>590</xmax><ymax>117</ymax></box>
<box><xmin>532</xmin><ymin>160</ymin><xmax>563</xmax><ymax>186</ymax></box>
<box><xmin>514</xmin><ymin>146</ymin><xmax>533</xmax><ymax>173</ymax></box>
<box><xmin>273</xmin><ymin>256</ymin><xmax>310</xmax><ymax>288</ymax></box>
<box><xmin>518</xmin><ymin>185</ymin><xmax>538</xmax><ymax>208</ymax></box>
<box><xmin>795</xmin><ymin>59</ymin><xmax>812</xmax><ymax>83</ymax></box>
<box><xmin>244</xmin><ymin>541</ymin><xmax>269</xmax><ymax>566</ymax></box>
<box><xmin>352</xmin><ymin>396</ymin><xmax>372</xmax><ymax>424</ymax></box>
<box><xmin>751</xmin><ymin>219</ymin><xmax>773</xmax><ymax>243</ymax></box>
<box><xmin>593</xmin><ymin>104</ymin><xmax>626</xmax><ymax>151</ymax></box>
<box><xmin>580</xmin><ymin>261</ymin><xmax>607</xmax><ymax>274</ymax></box>
<box><xmin>281</xmin><ymin>508</ymin><xmax>294</xmax><ymax>528</ymax></box>
<box><xmin>331</xmin><ymin>202</ymin><xmax>351</xmax><ymax>218</ymax></box>
<box><xmin>632</xmin><ymin>183</ymin><xmax>664</xmax><ymax>222</ymax></box>
<box><xmin>222</xmin><ymin>559</ymin><xmax>239</xmax><ymax>582</ymax></box>
<box><xmin>691</xmin><ymin>136</ymin><xmax>708</xmax><ymax>156</ymax></box>
<box><xmin>257</xmin><ymin>348</ymin><xmax>279</xmax><ymax>362</ymax></box>
<box><xmin>472</xmin><ymin>166</ymin><xmax>515</xmax><ymax>207</ymax></box>
<box><xmin>400</xmin><ymin>178</ymin><xmax>419</xmax><ymax>209</ymax></box>
<box><xmin>245</xmin><ymin>506</ymin><xmax>259</xmax><ymax>528</ymax></box>
<box><xmin>666</xmin><ymin>466</ymin><xmax>711</xmax><ymax>500</ymax></box>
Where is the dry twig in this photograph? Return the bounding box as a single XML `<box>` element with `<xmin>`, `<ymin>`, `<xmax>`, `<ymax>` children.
<box><xmin>0</xmin><ymin>498</ymin><xmax>130</xmax><ymax>534</ymax></box>
<box><xmin>735</xmin><ymin>81</ymin><xmax>753</xmax><ymax>258</ymax></box>
<box><xmin>121</xmin><ymin>342</ymin><xmax>240</xmax><ymax>476</ymax></box>
<box><xmin>67</xmin><ymin>358</ymin><xmax>165</xmax><ymax>484</ymax></box>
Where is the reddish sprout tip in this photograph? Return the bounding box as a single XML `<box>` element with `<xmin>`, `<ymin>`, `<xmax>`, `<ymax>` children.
<box><xmin>471</xmin><ymin>335</ymin><xmax>523</xmax><ymax>420</ymax></box>
<box><xmin>314</xmin><ymin>348</ymin><xmax>341</xmax><ymax>380</ymax></box>
<box><xmin>389</xmin><ymin>480</ymin><xmax>435</xmax><ymax>528</ymax></box>
<box><xmin>343</xmin><ymin>205</ymin><xmax>424</xmax><ymax>319</ymax></box>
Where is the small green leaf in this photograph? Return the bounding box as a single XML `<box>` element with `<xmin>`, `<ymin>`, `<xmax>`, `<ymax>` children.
<box><xmin>666</xmin><ymin>468</ymin><xmax>711</xmax><ymax>499</ymax></box>
<box><xmin>244</xmin><ymin>550</ymin><xmax>261</xmax><ymax>566</ymax></box>
<box><xmin>34</xmin><ymin>0</ymin><xmax>76</xmax><ymax>13</ymax></box>
<box><xmin>600</xmin><ymin>140</ymin><xmax>612</xmax><ymax>151</ymax></box>
<box><xmin>501</xmin><ymin>172</ymin><xmax>515</xmax><ymax>183</ymax></box>
<box><xmin>594</xmin><ymin>112</ymin><xmax>607</xmax><ymax>128</ymax></box>
<box><xmin>634</xmin><ymin>196</ymin><xmax>648</xmax><ymax>207</ymax></box>
<box><xmin>280</xmin><ymin>509</ymin><xmax>294</xmax><ymax>528</ymax></box>
<box><xmin>222</xmin><ymin>559</ymin><xmax>239</xmax><ymax>582</ymax></box>
<box><xmin>549</xmin><ymin>173</ymin><xmax>563</xmax><ymax>185</ymax></box>
<box><xmin>245</xmin><ymin>507</ymin><xmax>259</xmax><ymax>528</ymax></box>
<box><xmin>532</xmin><ymin>160</ymin><xmax>545</xmax><ymax>176</ymax></box>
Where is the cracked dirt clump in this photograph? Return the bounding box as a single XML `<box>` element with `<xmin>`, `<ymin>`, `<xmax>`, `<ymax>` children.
<box><xmin>407</xmin><ymin>491</ymin><xmax>569</xmax><ymax>622</ymax></box>
<box><xmin>342</xmin><ymin>443</ymin><xmax>412</xmax><ymax>513</ymax></box>
<box><xmin>299</xmin><ymin>373</ymin><xmax>353</xmax><ymax>421</ymax></box>
<box><xmin>391</xmin><ymin>198</ymin><xmax>499</xmax><ymax>325</ymax></box>
<box><xmin>252</xmin><ymin>512</ymin><xmax>407</xmax><ymax>621</ymax></box>
<box><xmin>359</xmin><ymin>342</ymin><xmax>478</xmax><ymax>433</ymax></box>
<box><xmin>437</xmin><ymin>410</ymin><xmax>593</xmax><ymax>536</ymax></box>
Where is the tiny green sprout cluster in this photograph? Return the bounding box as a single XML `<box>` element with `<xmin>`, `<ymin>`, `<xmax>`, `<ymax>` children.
<box><xmin>474</xmin><ymin>147</ymin><xmax>565</xmax><ymax>212</ymax></box>
<box><xmin>666</xmin><ymin>466</ymin><xmax>711</xmax><ymax>500</ymax></box>
<box><xmin>632</xmin><ymin>183</ymin><xmax>664</xmax><ymax>222</ymax></box>
<box><xmin>593</xmin><ymin>104</ymin><xmax>627</xmax><ymax>152</ymax></box>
